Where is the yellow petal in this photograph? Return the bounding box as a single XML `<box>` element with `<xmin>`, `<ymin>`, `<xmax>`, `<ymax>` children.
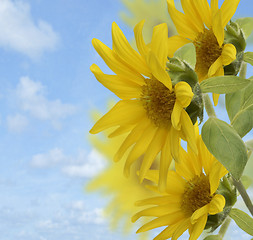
<box><xmin>167</xmin><ymin>0</ymin><xmax>198</xmax><ymax>40</ymax></box>
<box><xmin>90</xmin><ymin>100</ymin><xmax>145</xmax><ymax>134</ymax></box>
<box><xmin>139</xmin><ymin>127</ymin><xmax>168</xmax><ymax>182</ymax></box>
<box><xmin>208</xmin><ymin>55</ymin><xmax>223</xmax><ymax>77</ymax></box>
<box><xmin>142</xmin><ymin>169</ymin><xmax>159</xmax><ymax>184</ymax></box>
<box><xmin>108</xmin><ymin>125</ymin><xmax>133</xmax><ymax>138</ymax></box>
<box><xmin>166</xmin><ymin>171</ymin><xmax>185</xmax><ymax>194</ymax></box>
<box><xmin>151</xmin><ymin>23</ymin><xmax>169</xmax><ymax>68</ymax></box>
<box><xmin>210</xmin><ymin>0</ymin><xmax>218</xmax><ymax>11</ymax></box>
<box><xmin>111</xmin><ymin>22</ymin><xmax>151</xmax><ymax>77</ymax></box>
<box><xmin>181</xmin><ymin>0</ymin><xmax>204</xmax><ymax>32</ymax></box>
<box><xmin>189</xmin><ymin>214</ymin><xmax>208</xmax><ymax>240</ymax></box>
<box><xmin>90</xmin><ymin>64</ymin><xmax>142</xmax><ymax>100</ymax></box>
<box><xmin>167</xmin><ymin>35</ymin><xmax>191</xmax><ymax>57</ymax></box>
<box><xmin>136</xmin><ymin>211</ymin><xmax>185</xmax><ymax>233</ymax></box>
<box><xmin>209</xmin><ymin>194</ymin><xmax>225</xmax><ymax>215</ymax></box>
<box><xmin>92</xmin><ymin>38</ymin><xmax>145</xmax><ymax>84</ymax></box>
<box><xmin>132</xmin><ymin>204</ymin><xmax>180</xmax><ymax>222</ymax></box>
<box><xmin>171</xmin><ymin>101</ymin><xmax>183</xmax><ymax>130</ymax></box>
<box><xmin>194</xmin><ymin>0</ymin><xmax>212</xmax><ymax>29</ymax></box>
<box><xmin>134</xmin><ymin>20</ymin><xmax>148</xmax><ymax>59</ymax></box>
<box><xmin>114</xmin><ymin>117</ymin><xmax>150</xmax><ymax>161</ymax></box>
<box><xmin>212</xmin><ymin>93</ymin><xmax>220</xmax><ymax>106</ymax></box>
<box><xmin>175</xmin><ymin>81</ymin><xmax>193</xmax><ymax>108</ymax></box>
<box><xmin>172</xmin><ymin>218</ymin><xmax>191</xmax><ymax>240</ymax></box>
<box><xmin>191</xmin><ymin>205</ymin><xmax>209</xmax><ymax>224</ymax></box>
<box><xmin>181</xmin><ymin>110</ymin><xmax>198</xmax><ymax>155</ymax></box>
<box><xmin>170</xmin><ymin>127</ymin><xmax>180</xmax><ymax>161</ymax></box>
<box><xmin>124</xmin><ymin>123</ymin><xmax>157</xmax><ymax>177</ymax></box>
<box><xmin>221</xmin><ymin>43</ymin><xmax>237</xmax><ymax>66</ymax></box>
<box><xmin>212</xmin><ymin>10</ymin><xmax>224</xmax><ymax>47</ymax></box>
<box><xmin>159</xmin><ymin>132</ymin><xmax>173</xmax><ymax>192</ymax></box>
<box><xmin>147</xmin><ymin>50</ymin><xmax>172</xmax><ymax>90</ymax></box>
<box><xmin>135</xmin><ymin>195</ymin><xmax>181</xmax><ymax>206</ymax></box>
<box><xmin>220</xmin><ymin>0</ymin><xmax>240</xmax><ymax>28</ymax></box>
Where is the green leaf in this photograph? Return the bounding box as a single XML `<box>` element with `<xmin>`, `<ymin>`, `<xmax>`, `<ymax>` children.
<box><xmin>229</xmin><ymin>208</ymin><xmax>253</xmax><ymax>236</ymax></box>
<box><xmin>203</xmin><ymin>235</ymin><xmax>222</xmax><ymax>240</ymax></box>
<box><xmin>226</xmin><ymin>90</ymin><xmax>242</xmax><ymax>122</ymax></box>
<box><xmin>244</xmin><ymin>52</ymin><xmax>253</xmax><ymax>66</ymax></box>
<box><xmin>244</xmin><ymin>150</ymin><xmax>253</xmax><ymax>177</ymax></box>
<box><xmin>230</xmin><ymin>80</ymin><xmax>253</xmax><ymax>137</ymax></box>
<box><xmin>236</xmin><ymin>17</ymin><xmax>253</xmax><ymax>39</ymax></box>
<box><xmin>200</xmin><ymin>76</ymin><xmax>251</xmax><ymax>94</ymax></box>
<box><xmin>173</xmin><ymin>43</ymin><xmax>196</xmax><ymax>68</ymax></box>
<box><xmin>201</xmin><ymin>118</ymin><xmax>248</xmax><ymax>180</ymax></box>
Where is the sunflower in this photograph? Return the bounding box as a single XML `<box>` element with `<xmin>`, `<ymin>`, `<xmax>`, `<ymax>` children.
<box><xmin>132</xmin><ymin>127</ymin><xmax>228</xmax><ymax>240</ymax></box>
<box><xmin>90</xmin><ymin>21</ymin><xmax>197</xmax><ymax>190</ymax></box>
<box><xmin>167</xmin><ymin>0</ymin><xmax>239</xmax><ymax>105</ymax></box>
<box><xmin>86</xmin><ymin>119</ymin><xmax>158</xmax><ymax>240</ymax></box>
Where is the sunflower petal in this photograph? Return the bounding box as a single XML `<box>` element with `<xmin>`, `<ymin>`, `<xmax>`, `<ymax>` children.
<box><xmin>175</xmin><ymin>81</ymin><xmax>193</xmax><ymax>108</ymax></box>
<box><xmin>151</xmin><ymin>23</ymin><xmax>169</xmax><ymax>67</ymax></box>
<box><xmin>134</xmin><ymin>20</ymin><xmax>149</xmax><ymax>59</ymax></box>
<box><xmin>220</xmin><ymin>0</ymin><xmax>240</xmax><ymax>28</ymax></box>
<box><xmin>112</xmin><ymin>22</ymin><xmax>150</xmax><ymax>77</ymax></box>
<box><xmin>209</xmin><ymin>194</ymin><xmax>225</xmax><ymax>215</ymax></box>
<box><xmin>221</xmin><ymin>43</ymin><xmax>236</xmax><ymax>65</ymax></box>
<box><xmin>212</xmin><ymin>10</ymin><xmax>224</xmax><ymax>47</ymax></box>
<box><xmin>90</xmin><ymin>64</ymin><xmax>142</xmax><ymax>100</ymax></box>
<box><xmin>191</xmin><ymin>205</ymin><xmax>209</xmax><ymax>224</ymax></box>
<box><xmin>147</xmin><ymin>50</ymin><xmax>172</xmax><ymax>90</ymax></box>
<box><xmin>167</xmin><ymin>35</ymin><xmax>191</xmax><ymax>57</ymax></box>
<box><xmin>90</xmin><ymin>100</ymin><xmax>145</xmax><ymax>134</ymax></box>
<box><xmin>171</xmin><ymin>101</ymin><xmax>183</xmax><ymax>130</ymax></box>
<box><xmin>189</xmin><ymin>214</ymin><xmax>208</xmax><ymax>240</ymax></box>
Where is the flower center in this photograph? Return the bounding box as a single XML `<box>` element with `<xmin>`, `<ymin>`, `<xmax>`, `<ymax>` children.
<box><xmin>181</xmin><ymin>174</ymin><xmax>213</xmax><ymax>217</ymax></box>
<box><xmin>193</xmin><ymin>29</ymin><xmax>223</xmax><ymax>81</ymax></box>
<box><xmin>140</xmin><ymin>78</ymin><xmax>176</xmax><ymax>127</ymax></box>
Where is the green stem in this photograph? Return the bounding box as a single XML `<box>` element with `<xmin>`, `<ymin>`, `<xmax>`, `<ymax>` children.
<box><xmin>218</xmin><ymin>217</ymin><xmax>231</xmax><ymax>239</ymax></box>
<box><xmin>239</xmin><ymin>62</ymin><xmax>247</xmax><ymax>78</ymax></box>
<box><xmin>203</xmin><ymin>93</ymin><xmax>216</xmax><ymax>118</ymax></box>
<box><xmin>232</xmin><ymin>177</ymin><xmax>253</xmax><ymax>216</ymax></box>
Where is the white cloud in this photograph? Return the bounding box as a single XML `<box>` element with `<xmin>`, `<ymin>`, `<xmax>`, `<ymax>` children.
<box><xmin>7</xmin><ymin>113</ymin><xmax>28</xmax><ymax>133</ymax></box>
<box><xmin>16</xmin><ymin>76</ymin><xmax>76</xmax><ymax>129</ymax></box>
<box><xmin>31</xmin><ymin>148</ymin><xmax>106</xmax><ymax>178</ymax></box>
<box><xmin>62</xmin><ymin>150</ymin><xmax>106</xmax><ymax>178</ymax></box>
<box><xmin>78</xmin><ymin>208</ymin><xmax>105</xmax><ymax>225</ymax></box>
<box><xmin>31</xmin><ymin>148</ymin><xmax>66</xmax><ymax>168</ymax></box>
<box><xmin>0</xmin><ymin>0</ymin><xmax>59</xmax><ymax>58</ymax></box>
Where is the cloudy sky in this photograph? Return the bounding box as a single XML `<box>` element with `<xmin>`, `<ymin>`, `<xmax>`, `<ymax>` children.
<box><xmin>0</xmin><ymin>0</ymin><xmax>252</xmax><ymax>239</ymax></box>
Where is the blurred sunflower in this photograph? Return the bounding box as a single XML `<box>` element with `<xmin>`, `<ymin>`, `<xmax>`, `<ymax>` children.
<box><xmin>167</xmin><ymin>0</ymin><xmax>239</xmax><ymax>105</ymax></box>
<box><xmin>132</xmin><ymin>126</ymin><xmax>228</xmax><ymax>240</ymax></box>
<box><xmin>86</xmin><ymin>113</ymin><xmax>158</xmax><ymax>239</ymax></box>
<box><xmin>90</xmin><ymin>21</ymin><xmax>197</xmax><ymax>190</ymax></box>
<box><xmin>119</xmin><ymin>0</ymin><xmax>176</xmax><ymax>44</ymax></box>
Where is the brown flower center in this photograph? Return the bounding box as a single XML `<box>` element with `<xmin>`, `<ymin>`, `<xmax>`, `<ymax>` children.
<box><xmin>140</xmin><ymin>78</ymin><xmax>176</xmax><ymax>127</ymax></box>
<box><xmin>181</xmin><ymin>174</ymin><xmax>213</xmax><ymax>217</ymax></box>
<box><xmin>194</xmin><ymin>29</ymin><xmax>223</xmax><ymax>81</ymax></box>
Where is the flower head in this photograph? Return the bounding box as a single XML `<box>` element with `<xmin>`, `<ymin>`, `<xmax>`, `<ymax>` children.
<box><xmin>167</xmin><ymin>0</ymin><xmax>239</xmax><ymax>105</ymax></box>
<box><xmin>132</xmin><ymin>127</ymin><xmax>228</xmax><ymax>240</ymax></box>
<box><xmin>90</xmin><ymin>21</ymin><xmax>197</xmax><ymax>190</ymax></box>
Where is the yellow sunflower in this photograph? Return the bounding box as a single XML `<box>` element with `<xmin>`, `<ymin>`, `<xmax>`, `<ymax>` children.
<box><xmin>132</xmin><ymin>127</ymin><xmax>228</xmax><ymax>240</ymax></box>
<box><xmin>86</xmin><ymin>119</ymin><xmax>158</xmax><ymax>240</ymax></box>
<box><xmin>167</xmin><ymin>0</ymin><xmax>239</xmax><ymax>105</ymax></box>
<box><xmin>90</xmin><ymin>21</ymin><xmax>197</xmax><ymax>190</ymax></box>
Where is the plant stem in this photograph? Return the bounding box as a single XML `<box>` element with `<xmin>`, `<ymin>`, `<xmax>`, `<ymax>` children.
<box><xmin>232</xmin><ymin>177</ymin><xmax>253</xmax><ymax>216</ymax></box>
<box><xmin>203</xmin><ymin>93</ymin><xmax>216</xmax><ymax>118</ymax></box>
<box><xmin>218</xmin><ymin>217</ymin><xmax>231</xmax><ymax>239</ymax></box>
<box><xmin>239</xmin><ymin>62</ymin><xmax>247</xmax><ymax>78</ymax></box>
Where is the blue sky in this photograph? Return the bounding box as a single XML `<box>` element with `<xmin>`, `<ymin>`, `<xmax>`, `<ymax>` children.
<box><xmin>0</xmin><ymin>0</ymin><xmax>252</xmax><ymax>239</ymax></box>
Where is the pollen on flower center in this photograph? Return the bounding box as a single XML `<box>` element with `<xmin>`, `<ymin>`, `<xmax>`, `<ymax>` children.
<box><xmin>181</xmin><ymin>174</ymin><xmax>213</xmax><ymax>216</ymax></box>
<box><xmin>194</xmin><ymin>29</ymin><xmax>223</xmax><ymax>80</ymax></box>
<box><xmin>140</xmin><ymin>78</ymin><xmax>176</xmax><ymax>127</ymax></box>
